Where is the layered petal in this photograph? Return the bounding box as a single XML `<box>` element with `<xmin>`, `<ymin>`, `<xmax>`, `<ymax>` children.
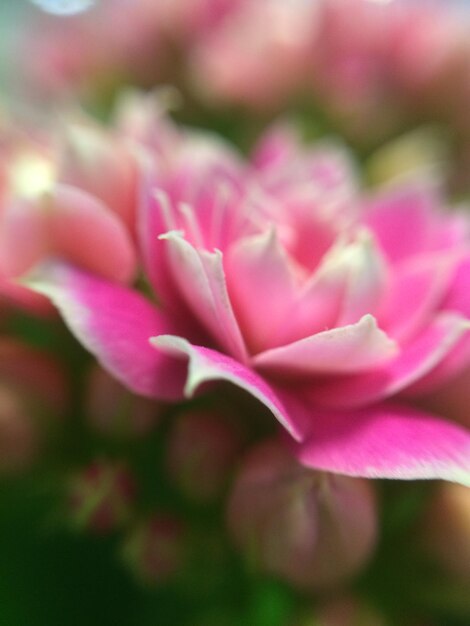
<box><xmin>308</xmin><ymin>313</ymin><xmax>470</xmax><ymax>408</ymax></box>
<box><xmin>225</xmin><ymin>228</ymin><xmax>300</xmax><ymax>353</ymax></box>
<box><xmin>295</xmin><ymin>402</ymin><xmax>470</xmax><ymax>486</ymax></box>
<box><xmin>152</xmin><ymin>335</ymin><xmax>306</xmax><ymax>440</ymax></box>
<box><xmin>253</xmin><ymin>314</ymin><xmax>397</xmax><ymax>376</ymax></box>
<box><xmin>378</xmin><ymin>252</ymin><xmax>460</xmax><ymax>342</ymax></box>
<box><xmin>26</xmin><ymin>264</ymin><xmax>185</xmax><ymax>400</ymax></box>
<box><xmin>0</xmin><ymin>185</ymin><xmax>137</xmax><ymax>283</ymax></box>
<box><xmin>365</xmin><ymin>185</ymin><xmax>438</xmax><ymax>263</ymax></box>
<box><xmin>159</xmin><ymin>231</ymin><xmax>248</xmax><ymax>362</ymax></box>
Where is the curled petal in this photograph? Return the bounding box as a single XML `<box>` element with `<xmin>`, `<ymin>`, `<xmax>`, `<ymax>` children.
<box><xmin>152</xmin><ymin>335</ymin><xmax>306</xmax><ymax>441</ymax></box>
<box><xmin>296</xmin><ymin>403</ymin><xmax>470</xmax><ymax>486</ymax></box>
<box><xmin>26</xmin><ymin>264</ymin><xmax>185</xmax><ymax>400</ymax></box>
<box><xmin>253</xmin><ymin>314</ymin><xmax>398</xmax><ymax>376</ymax></box>
<box><xmin>308</xmin><ymin>313</ymin><xmax>470</xmax><ymax>408</ymax></box>
<box><xmin>160</xmin><ymin>231</ymin><xmax>248</xmax><ymax>362</ymax></box>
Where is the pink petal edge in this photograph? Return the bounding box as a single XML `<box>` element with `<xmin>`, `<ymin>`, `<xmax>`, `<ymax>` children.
<box><xmin>295</xmin><ymin>402</ymin><xmax>470</xmax><ymax>486</ymax></box>
<box><xmin>25</xmin><ymin>263</ymin><xmax>186</xmax><ymax>400</ymax></box>
<box><xmin>151</xmin><ymin>335</ymin><xmax>306</xmax><ymax>441</ymax></box>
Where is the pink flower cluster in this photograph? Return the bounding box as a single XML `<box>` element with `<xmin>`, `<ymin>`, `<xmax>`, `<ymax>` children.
<box><xmin>2</xmin><ymin>92</ymin><xmax>469</xmax><ymax>489</ymax></box>
<box><xmin>17</xmin><ymin>0</ymin><xmax>241</xmax><ymax>100</ymax></box>
<box><xmin>18</xmin><ymin>0</ymin><xmax>470</xmax><ymax>143</ymax></box>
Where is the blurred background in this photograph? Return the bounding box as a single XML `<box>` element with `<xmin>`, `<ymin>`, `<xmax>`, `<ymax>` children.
<box><xmin>0</xmin><ymin>2</ymin><xmax>470</xmax><ymax>626</ymax></box>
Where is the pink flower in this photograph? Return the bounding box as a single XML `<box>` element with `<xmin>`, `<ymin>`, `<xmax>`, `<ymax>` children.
<box><xmin>0</xmin><ymin>109</ymin><xmax>138</xmax><ymax>285</ymax></box>
<box><xmin>28</xmin><ymin>108</ymin><xmax>470</xmax><ymax>486</ymax></box>
<box><xmin>17</xmin><ymin>0</ymin><xmax>245</xmax><ymax>100</ymax></box>
<box><xmin>192</xmin><ymin>0</ymin><xmax>316</xmax><ymax>109</ymax></box>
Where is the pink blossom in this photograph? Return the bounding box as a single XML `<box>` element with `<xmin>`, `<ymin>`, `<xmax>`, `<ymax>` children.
<box><xmin>0</xmin><ymin>109</ymin><xmax>138</xmax><ymax>285</ymax></box>
<box><xmin>17</xmin><ymin>0</ymin><xmax>245</xmax><ymax>100</ymax></box>
<box><xmin>192</xmin><ymin>0</ymin><xmax>317</xmax><ymax>109</ymax></box>
<box><xmin>27</xmin><ymin>107</ymin><xmax>470</xmax><ymax>486</ymax></box>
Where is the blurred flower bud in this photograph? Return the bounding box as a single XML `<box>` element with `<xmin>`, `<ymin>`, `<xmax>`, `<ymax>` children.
<box><xmin>0</xmin><ymin>338</ymin><xmax>67</xmax><ymax>419</ymax></box>
<box><xmin>166</xmin><ymin>410</ymin><xmax>243</xmax><ymax>502</ymax></box>
<box><xmin>122</xmin><ymin>514</ymin><xmax>185</xmax><ymax>585</ymax></box>
<box><xmin>57</xmin><ymin>116</ymin><xmax>137</xmax><ymax>231</ymax></box>
<box><xmin>289</xmin><ymin>595</ymin><xmax>386</xmax><ymax>626</ymax></box>
<box><xmin>0</xmin><ymin>184</ymin><xmax>136</xmax><ymax>283</ymax></box>
<box><xmin>0</xmin><ymin>339</ymin><xmax>67</xmax><ymax>473</ymax></box>
<box><xmin>68</xmin><ymin>460</ymin><xmax>136</xmax><ymax>534</ymax></box>
<box><xmin>85</xmin><ymin>365</ymin><xmax>160</xmax><ymax>439</ymax></box>
<box><xmin>227</xmin><ymin>440</ymin><xmax>377</xmax><ymax>590</ymax></box>
<box><xmin>315</xmin><ymin>596</ymin><xmax>386</xmax><ymax>626</ymax></box>
<box><xmin>421</xmin><ymin>482</ymin><xmax>470</xmax><ymax>582</ymax></box>
<box><xmin>0</xmin><ymin>384</ymin><xmax>37</xmax><ymax>474</ymax></box>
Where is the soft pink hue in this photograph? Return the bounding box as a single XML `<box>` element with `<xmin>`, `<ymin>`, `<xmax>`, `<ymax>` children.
<box><xmin>227</xmin><ymin>439</ymin><xmax>378</xmax><ymax>590</ymax></box>
<box><xmin>0</xmin><ymin>110</ymin><xmax>139</xmax><ymax>286</ymax></box>
<box><xmin>17</xmin><ymin>0</ymin><xmax>244</xmax><ymax>100</ymax></box>
<box><xmin>28</xmin><ymin>107</ymin><xmax>470</xmax><ymax>486</ymax></box>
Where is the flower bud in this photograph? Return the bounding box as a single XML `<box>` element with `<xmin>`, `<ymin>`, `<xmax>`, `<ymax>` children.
<box><xmin>68</xmin><ymin>460</ymin><xmax>136</xmax><ymax>534</ymax></box>
<box><xmin>85</xmin><ymin>365</ymin><xmax>160</xmax><ymax>439</ymax></box>
<box><xmin>0</xmin><ymin>384</ymin><xmax>37</xmax><ymax>474</ymax></box>
<box><xmin>421</xmin><ymin>482</ymin><xmax>470</xmax><ymax>581</ymax></box>
<box><xmin>0</xmin><ymin>340</ymin><xmax>67</xmax><ymax>473</ymax></box>
<box><xmin>166</xmin><ymin>410</ymin><xmax>243</xmax><ymax>502</ymax></box>
<box><xmin>315</xmin><ymin>596</ymin><xmax>386</xmax><ymax>626</ymax></box>
<box><xmin>0</xmin><ymin>339</ymin><xmax>67</xmax><ymax>419</ymax></box>
<box><xmin>227</xmin><ymin>440</ymin><xmax>377</xmax><ymax>590</ymax></box>
<box><xmin>58</xmin><ymin>116</ymin><xmax>137</xmax><ymax>230</ymax></box>
<box><xmin>122</xmin><ymin>514</ymin><xmax>185</xmax><ymax>585</ymax></box>
<box><xmin>290</xmin><ymin>595</ymin><xmax>386</xmax><ymax>626</ymax></box>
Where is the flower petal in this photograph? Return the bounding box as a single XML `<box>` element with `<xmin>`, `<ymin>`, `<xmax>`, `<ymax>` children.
<box><xmin>295</xmin><ymin>402</ymin><xmax>470</xmax><ymax>486</ymax></box>
<box><xmin>335</xmin><ymin>229</ymin><xmax>389</xmax><ymax>326</ymax></box>
<box><xmin>160</xmin><ymin>231</ymin><xmax>248</xmax><ymax>362</ymax></box>
<box><xmin>378</xmin><ymin>253</ymin><xmax>460</xmax><ymax>342</ymax></box>
<box><xmin>0</xmin><ymin>185</ymin><xmax>137</xmax><ymax>283</ymax></box>
<box><xmin>225</xmin><ymin>228</ymin><xmax>301</xmax><ymax>352</ymax></box>
<box><xmin>152</xmin><ymin>335</ymin><xmax>306</xmax><ymax>441</ymax></box>
<box><xmin>308</xmin><ymin>313</ymin><xmax>470</xmax><ymax>408</ymax></box>
<box><xmin>138</xmin><ymin>186</ymin><xmax>183</xmax><ymax>307</ymax></box>
<box><xmin>26</xmin><ymin>264</ymin><xmax>186</xmax><ymax>400</ymax></box>
<box><xmin>253</xmin><ymin>314</ymin><xmax>398</xmax><ymax>376</ymax></box>
<box><xmin>364</xmin><ymin>183</ymin><xmax>439</xmax><ymax>264</ymax></box>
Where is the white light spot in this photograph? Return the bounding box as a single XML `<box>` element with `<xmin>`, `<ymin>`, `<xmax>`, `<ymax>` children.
<box><xmin>11</xmin><ymin>154</ymin><xmax>56</xmax><ymax>198</ymax></box>
<box><xmin>29</xmin><ymin>0</ymin><xmax>96</xmax><ymax>16</ymax></box>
